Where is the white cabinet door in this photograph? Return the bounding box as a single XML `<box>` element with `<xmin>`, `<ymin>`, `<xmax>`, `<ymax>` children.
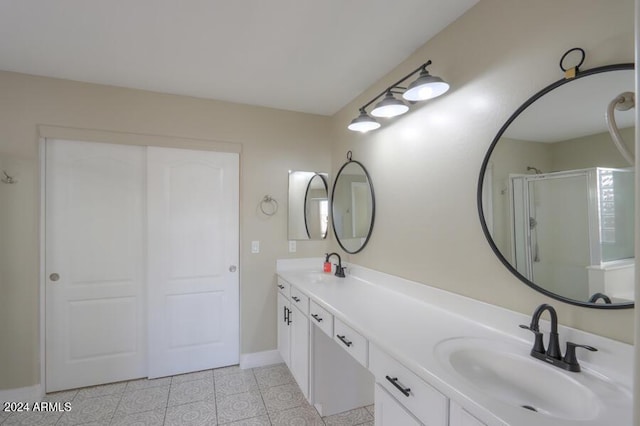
<box><xmin>277</xmin><ymin>292</ymin><xmax>291</xmax><ymax>366</ymax></box>
<box><xmin>45</xmin><ymin>139</ymin><xmax>146</xmax><ymax>392</ymax></box>
<box><xmin>375</xmin><ymin>384</ymin><xmax>421</xmax><ymax>426</ymax></box>
<box><xmin>289</xmin><ymin>304</ymin><xmax>309</xmax><ymax>398</ymax></box>
<box><xmin>147</xmin><ymin>147</ymin><xmax>239</xmax><ymax>378</ymax></box>
<box><xmin>450</xmin><ymin>401</ymin><xmax>486</xmax><ymax>426</ymax></box>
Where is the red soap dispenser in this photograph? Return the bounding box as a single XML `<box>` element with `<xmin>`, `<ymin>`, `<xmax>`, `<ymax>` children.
<box><xmin>323</xmin><ymin>253</ymin><xmax>332</xmax><ymax>273</ymax></box>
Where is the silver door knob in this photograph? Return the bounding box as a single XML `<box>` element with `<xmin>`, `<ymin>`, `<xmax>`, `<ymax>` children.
<box><xmin>49</xmin><ymin>273</ymin><xmax>60</xmax><ymax>282</ymax></box>
<box><xmin>229</xmin><ymin>265</ymin><xmax>237</xmax><ymax>272</ymax></box>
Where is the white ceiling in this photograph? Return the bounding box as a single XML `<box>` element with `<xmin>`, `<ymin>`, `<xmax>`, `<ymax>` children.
<box><xmin>0</xmin><ymin>0</ymin><xmax>478</xmax><ymax>116</ymax></box>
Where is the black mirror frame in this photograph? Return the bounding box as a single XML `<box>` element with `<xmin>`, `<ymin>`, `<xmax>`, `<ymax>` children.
<box><xmin>303</xmin><ymin>173</ymin><xmax>329</xmax><ymax>239</ymax></box>
<box><xmin>477</xmin><ymin>63</ymin><xmax>635</xmax><ymax>309</ymax></box>
<box><xmin>331</xmin><ymin>157</ymin><xmax>376</xmax><ymax>254</ymax></box>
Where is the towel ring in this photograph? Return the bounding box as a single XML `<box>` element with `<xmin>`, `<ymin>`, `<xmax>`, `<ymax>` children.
<box><xmin>260</xmin><ymin>195</ymin><xmax>278</xmax><ymax>216</ymax></box>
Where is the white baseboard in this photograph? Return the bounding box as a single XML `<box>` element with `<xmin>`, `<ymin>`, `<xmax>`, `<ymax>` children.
<box><xmin>239</xmin><ymin>350</ymin><xmax>283</xmax><ymax>369</ymax></box>
<box><xmin>0</xmin><ymin>385</ymin><xmax>43</xmax><ymax>404</ymax></box>
<box><xmin>0</xmin><ymin>354</ymin><xmax>282</xmax><ymax>402</ymax></box>
<box><xmin>0</xmin><ymin>353</ymin><xmax>282</xmax><ymax>402</ymax></box>
<box><xmin>314</xmin><ymin>403</ymin><xmax>325</xmax><ymax>417</ymax></box>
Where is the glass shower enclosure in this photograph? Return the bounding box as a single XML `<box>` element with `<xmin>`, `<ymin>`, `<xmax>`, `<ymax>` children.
<box><xmin>509</xmin><ymin>168</ymin><xmax>634</xmax><ymax>302</ymax></box>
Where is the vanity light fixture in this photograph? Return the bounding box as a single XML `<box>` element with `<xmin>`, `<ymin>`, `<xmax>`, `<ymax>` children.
<box><xmin>347</xmin><ymin>60</ymin><xmax>449</xmax><ymax>132</ymax></box>
<box><xmin>371</xmin><ymin>91</ymin><xmax>409</xmax><ymax>118</ymax></box>
<box><xmin>347</xmin><ymin>108</ymin><xmax>381</xmax><ymax>132</ymax></box>
<box><xmin>403</xmin><ymin>67</ymin><xmax>450</xmax><ymax>101</ymax></box>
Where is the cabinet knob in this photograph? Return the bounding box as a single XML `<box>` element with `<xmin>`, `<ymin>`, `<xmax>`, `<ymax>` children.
<box><xmin>49</xmin><ymin>273</ymin><xmax>60</xmax><ymax>282</ymax></box>
<box><xmin>229</xmin><ymin>265</ymin><xmax>237</xmax><ymax>272</ymax></box>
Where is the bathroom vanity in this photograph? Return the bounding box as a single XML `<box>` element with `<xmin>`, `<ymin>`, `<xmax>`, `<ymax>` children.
<box><xmin>276</xmin><ymin>258</ymin><xmax>632</xmax><ymax>426</ymax></box>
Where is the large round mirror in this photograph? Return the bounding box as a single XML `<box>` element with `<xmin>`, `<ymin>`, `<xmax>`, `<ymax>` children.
<box><xmin>331</xmin><ymin>156</ymin><xmax>375</xmax><ymax>254</ymax></box>
<box><xmin>478</xmin><ymin>63</ymin><xmax>635</xmax><ymax>308</ymax></box>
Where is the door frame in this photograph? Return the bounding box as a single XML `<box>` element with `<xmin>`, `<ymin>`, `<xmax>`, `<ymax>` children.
<box><xmin>38</xmin><ymin>126</ymin><xmax>242</xmax><ymax>394</ymax></box>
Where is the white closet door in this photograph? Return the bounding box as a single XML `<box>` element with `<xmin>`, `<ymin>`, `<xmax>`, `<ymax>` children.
<box><xmin>45</xmin><ymin>139</ymin><xmax>146</xmax><ymax>392</ymax></box>
<box><xmin>147</xmin><ymin>147</ymin><xmax>239</xmax><ymax>378</ymax></box>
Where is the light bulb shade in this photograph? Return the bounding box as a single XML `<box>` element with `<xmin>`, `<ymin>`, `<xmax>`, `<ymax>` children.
<box><xmin>402</xmin><ymin>70</ymin><xmax>450</xmax><ymax>101</ymax></box>
<box><xmin>347</xmin><ymin>111</ymin><xmax>381</xmax><ymax>132</ymax></box>
<box><xmin>371</xmin><ymin>92</ymin><xmax>409</xmax><ymax>118</ymax></box>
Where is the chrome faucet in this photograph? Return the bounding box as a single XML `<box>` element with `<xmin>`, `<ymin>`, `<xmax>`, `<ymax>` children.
<box><xmin>520</xmin><ymin>304</ymin><xmax>597</xmax><ymax>372</ymax></box>
<box><xmin>325</xmin><ymin>252</ymin><xmax>345</xmax><ymax>278</ymax></box>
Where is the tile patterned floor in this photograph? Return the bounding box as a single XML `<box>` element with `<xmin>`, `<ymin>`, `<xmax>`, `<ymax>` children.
<box><xmin>1</xmin><ymin>364</ymin><xmax>374</xmax><ymax>426</ymax></box>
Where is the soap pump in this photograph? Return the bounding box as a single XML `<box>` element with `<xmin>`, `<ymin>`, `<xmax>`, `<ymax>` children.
<box><xmin>323</xmin><ymin>253</ymin><xmax>332</xmax><ymax>273</ymax></box>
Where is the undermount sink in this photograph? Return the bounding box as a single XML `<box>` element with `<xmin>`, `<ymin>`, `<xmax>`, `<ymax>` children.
<box><xmin>434</xmin><ymin>337</ymin><xmax>627</xmax><ymax>421</ymax></box>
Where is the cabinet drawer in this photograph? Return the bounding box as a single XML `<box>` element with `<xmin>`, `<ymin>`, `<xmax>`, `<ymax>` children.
<box><xmin>370</xmin><ymin>344</ymin><xmax>448</xmax><ymax>426</ymax></box>
<box><xmin>276</xmin><ymin>277</ymin><xmax>290</xmax><ymax>298</ymax></box>
<box><xmin>309</xmin><ymin>301</ymin><xmax>333</xmax><ymax>337</ymax></box>
<box><xmin>333</xmin><ymin>318</ymin><xmax>368</xmax><ymax>368</ymax></box>
<box><xmin>375</xmin><ymin>384</ymin><xmax>422</xmax><ymax>426</ymax></box>
<box><xmin>290</xmin><ymin>287</ymin><xmax>309</xmax><ymax>316</ymax></box>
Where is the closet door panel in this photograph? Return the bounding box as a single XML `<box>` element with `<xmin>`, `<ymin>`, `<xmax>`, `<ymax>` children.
<box><xmin>45</xmin><ymin>139</ymin><xmax>146</xmax><ymax>392</ymax></box>
<box><xmin>147</xmin><ymin>147</ymin><xmax>239</xmax><ymax>378</ymax></box>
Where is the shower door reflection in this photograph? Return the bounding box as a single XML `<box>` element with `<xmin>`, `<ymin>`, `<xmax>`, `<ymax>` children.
<box><xmin>510</xmin><ymin>168</ymin><xmax>634</xmax><ymax>303</ymax></box>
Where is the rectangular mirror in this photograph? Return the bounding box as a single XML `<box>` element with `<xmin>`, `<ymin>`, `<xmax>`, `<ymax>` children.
<box><xmin>288</xmin><ymin>171</ymin><xmax>329</xmax><ymax>240</ymax></box>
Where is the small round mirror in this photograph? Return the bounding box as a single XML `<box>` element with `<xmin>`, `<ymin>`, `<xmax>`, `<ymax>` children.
<box><xmin>304</xmin><ymin>174</ymin><xmax>329</xmax><ymax>239</ymax></box>
<box><xmin>331</xmin><ymin>156</ymin><xmax>375</xmax><ymax>253</ymax></box>
<box><xmin>288</xmin><ymin>171</ymin><xmax>329</xmax><ymax>240</ymax></box>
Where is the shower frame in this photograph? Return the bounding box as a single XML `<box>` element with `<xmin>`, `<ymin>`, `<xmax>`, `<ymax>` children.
<box><xmin>508</xmin><ymin>167</ymin><xmax>631</xmax><ymax>282</ymax></box>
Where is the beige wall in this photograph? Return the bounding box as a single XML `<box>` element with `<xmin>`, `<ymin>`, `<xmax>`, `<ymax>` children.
<box><xmin>330</xmin><ymin>0</ymin><xmax>635</xmax><ymax>344</ymax></box>
<box><xmin>0</xmin><ymin>72</ymin><xmax>331</xmax><ymax>389</ymax></box>
<box><xmin>0</xmin><ymin>0</ymin><xmax>636</xmax><ymax>392</ymax></box>
<box><xmin>552</xmin><ymin>127</ymin><xmax>635</xmax><ymax>170</ymax></box>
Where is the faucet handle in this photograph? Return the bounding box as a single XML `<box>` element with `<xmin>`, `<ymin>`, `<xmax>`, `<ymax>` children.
<box><xmin>519</xmin><ymin>324</ymin><xmax>545</xmax><ymax>354</ymax></box>
<box><xmin>562</xmin><ymin>342</ymin><xmax>597</xmax><ymax>372</ymax></box>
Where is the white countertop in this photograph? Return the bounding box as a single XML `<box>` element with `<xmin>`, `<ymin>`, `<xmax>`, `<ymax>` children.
<box><xmin>276</xmin><ymin>259</ymin><xmax>633</xmax><ymax>426</ymax></box>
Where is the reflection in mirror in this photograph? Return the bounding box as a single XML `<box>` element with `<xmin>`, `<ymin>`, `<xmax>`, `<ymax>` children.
<box><xmin>288</xmin><ymin>171</ymin><xmax>329</xmax><ymax>240</ymax></box>
<box><xmin>331</xmin><ymin>158</ymin><xmax>375</xmax><ymax>254</ymax></box>
<box><xmin>479</xmin><ymin>65</ymin><xmax>635</xmax><ymax>308</ymax></box>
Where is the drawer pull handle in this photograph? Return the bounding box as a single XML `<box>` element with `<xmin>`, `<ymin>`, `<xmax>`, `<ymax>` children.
<box><xmin>311</xmin><ymin>314</ymin><xmax>323</xmax><ymax>323</ymax></box>
<box><xmin>292</xmin><ymin>296</ymin><xmax>301</xmax><ymax>302</ymax></box>
<box><xmin>336</xmin><ymin>334</ymin><xmax>353</xmax><ymax>347</ymax></box>
<box><xmin>285</xmin><ymin>307</ymin><xmax>291</xmax><ymax>325</ymax></box>
<box><xmin>278</xmin><ymin>284</ymin><xmax>284</xmax><ymax>289</ymax></box>
<box><xmin>385</xmin><ymin>375</ymin><xmax>411</xmax><ymax>397</ymax></box>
